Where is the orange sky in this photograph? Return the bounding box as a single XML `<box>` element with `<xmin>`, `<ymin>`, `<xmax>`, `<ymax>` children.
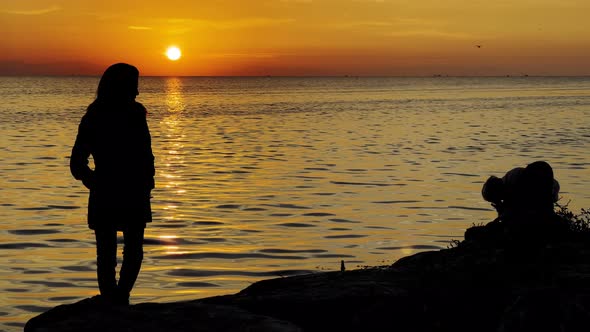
<box><xmin>2</xmin><ymin>0</ymin><xmax>590</xmax><ymax>76</ymax></box>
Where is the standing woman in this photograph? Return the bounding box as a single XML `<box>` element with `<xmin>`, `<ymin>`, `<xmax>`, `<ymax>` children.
<box><xmin>70</xmin><ymin>63</ymin><xmax>155</xmax><ymax>305</ymax></box>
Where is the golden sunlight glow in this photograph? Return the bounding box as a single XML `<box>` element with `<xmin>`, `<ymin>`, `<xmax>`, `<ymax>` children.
<box><xmin>1</xmin><ymin>1</ymin><xmax>589</xmax><ymax>75</ymax></box>
<box><xmin>166</xmin><ymin>46</ymin><xmax>181</xmax><ymax>61</ymax></box>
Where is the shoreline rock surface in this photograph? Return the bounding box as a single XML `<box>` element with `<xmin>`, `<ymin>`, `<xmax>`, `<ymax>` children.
<box><xmin>25</xmin><ymin>224</ymin><xmax>590</xmax><ymax>332</ymax></box>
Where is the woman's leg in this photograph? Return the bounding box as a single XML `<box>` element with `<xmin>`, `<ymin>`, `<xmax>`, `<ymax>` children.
<box><xmin>117</xmin><ymin>227</ymin><xmax>145</xmax><ymax>302</ymax></box>
<box><xmin>94</xmin><ymin>228</ymin><xmax>117</xmax><ymax>297</ymax></box>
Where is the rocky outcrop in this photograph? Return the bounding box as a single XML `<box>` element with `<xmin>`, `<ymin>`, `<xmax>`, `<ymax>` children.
<box><xmin>24</xmin><ymin>297</ymin><xmax>302</xmax><ymax>332</ymax></box>
<box><xmin>25</xmin><ymin>225</ymin><xmax>590</xmax><ymax>332</ymax></box>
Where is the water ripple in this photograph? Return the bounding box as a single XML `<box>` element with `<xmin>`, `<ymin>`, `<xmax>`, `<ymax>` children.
<box><xmin>154</xmin><ymin>252</ymin><xmax>308</xmax><ymax>260</ymax></box>
<box><xmin>167</xmin><ymin>268</ymin><xmax>313</xmax><ymax>277</ymax></box>
<box><xmin>0</xmin><ymin>242</ymin><xmax>52</xmax><ymax>249</ymax></box>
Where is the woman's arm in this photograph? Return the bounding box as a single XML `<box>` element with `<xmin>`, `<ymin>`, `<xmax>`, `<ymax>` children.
<box><xmin>70</xmin><ymin>114</ymin><xmax>95</xmax><ymax>189</ymax></box>
<box><xmin>139</xmin><ymin>104</ymin><xmax>155</xmax><ymax>190</ymax></box>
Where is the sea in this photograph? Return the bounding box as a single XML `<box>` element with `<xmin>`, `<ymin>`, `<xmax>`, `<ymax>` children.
<box><xmin>1</xmin><ymin>76</ymin><xmax>590</xmax><ymax>330</ymax></box>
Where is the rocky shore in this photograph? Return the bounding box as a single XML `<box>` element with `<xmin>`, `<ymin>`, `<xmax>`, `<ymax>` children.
<box><xmin>25</xmin><ymin>221</ymin><xmax>590</xmax><ymax>332</ymax></box>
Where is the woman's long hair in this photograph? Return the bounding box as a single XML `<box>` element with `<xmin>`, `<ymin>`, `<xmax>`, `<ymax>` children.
<box><xmin>93</xmin><ymin>63</ymin><xmax>139</xmax><ymax>104</ymax></box>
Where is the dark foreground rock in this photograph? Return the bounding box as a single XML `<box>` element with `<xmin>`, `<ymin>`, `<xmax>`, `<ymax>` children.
<box><xmin>24</xmin><ymin>299</ymin><xmax>302</xmax><ymax>332</ymax></box>
<box><xmin>25</xmin><ymin>227</ymin><xmax>590</xmax><ymax>332</ymax></box>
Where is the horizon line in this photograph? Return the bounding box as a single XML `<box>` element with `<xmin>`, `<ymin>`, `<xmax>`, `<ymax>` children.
<box><xmin>1</xmin><ymin>74</ymin><xmax>590</xmax><ymax>78</ymax></box>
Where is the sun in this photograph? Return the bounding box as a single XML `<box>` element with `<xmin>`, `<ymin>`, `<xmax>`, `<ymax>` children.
<box><xmin>166</xmin><ymin>46</ymin><xmax>181</xmax><ymax>61</ymax></box>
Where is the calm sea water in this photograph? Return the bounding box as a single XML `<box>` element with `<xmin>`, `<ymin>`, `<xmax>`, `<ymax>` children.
<box><xmin>1</xmin><ymin>76</ymin><xmax>590</xmax><ymax>330</ymax></box>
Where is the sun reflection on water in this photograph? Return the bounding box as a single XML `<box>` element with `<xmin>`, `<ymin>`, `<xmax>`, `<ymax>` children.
<box><xmin>165</xmin><ymin>77</ymin><xmax>185</xmax><ymax>113</ymax></box>
<box><xmin>148</xmin><ymin>77</ymin><xmax>190</xmax><ymax>258</ymax></box>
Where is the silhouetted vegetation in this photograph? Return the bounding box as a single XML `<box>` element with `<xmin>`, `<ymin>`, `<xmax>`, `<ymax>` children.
<box><xmin>555</xmin><ymin>202</ymin><xmax>590</xmax><ymax>234</ymax></box>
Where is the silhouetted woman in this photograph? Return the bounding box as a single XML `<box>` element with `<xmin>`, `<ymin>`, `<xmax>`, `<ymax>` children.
<box><xmin>70</xmin><ymin>63</ymin><xmax>155</xmax><ymax>305</ymax></box>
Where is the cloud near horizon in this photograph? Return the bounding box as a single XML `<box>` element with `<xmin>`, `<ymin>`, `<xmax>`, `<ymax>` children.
<box><xmin>128</xmin><ymin>26</ymin><xmax>153</xmax><ymax>30</ymax></box>
<box><xmin>2</xmin><ymin>5</ymin><xmax>60</xmax><ymax>15</ymax></box>
<box><xmin>160</xmin><ymin>17</ymin><xmax>296</xmax><ymax>30</ymax></box>
<box><xmin>387</xmin><ymin>29</ymin><xmax>473</xmax><ymax>40</ymax></box>
<box><xmin>116</xmin><ymin>16</ymin><xmax>296</xmax><ymax>36</ymax></box>
<box><xmin>203</xmin><ymin>52</ymin><xmax>280</xmax><ymax>59</ymax></box>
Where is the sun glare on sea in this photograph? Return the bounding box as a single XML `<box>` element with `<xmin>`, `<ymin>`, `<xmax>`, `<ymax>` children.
<box><xmin>166</xmin><ymin>46</ymin><xmax>181</xmax><ymax>61</ymax></box>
